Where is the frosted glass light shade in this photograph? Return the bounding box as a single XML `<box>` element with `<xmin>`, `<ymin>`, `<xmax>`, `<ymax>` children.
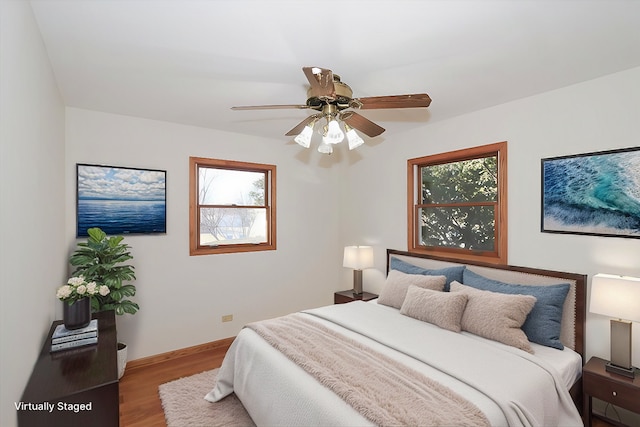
<box><xmin>346</xmin><ymin>128</ymin><xmax>364</xmax><ymax>150</ymax></box>
<box><xmin>324</xmin><ymin>119</ymin><xmax>344</xmax><ymax>144</ymax></box>
<box><xmin>318</xmin><ymin>141</ymin><xmax>333</xmax><ymax>154</ymax></box>
<box><xmin>294</xmin><ymin>125</ymin><xmax>313</xmax><ymax>148</ymax></box>
<box><xmin>590</xmin><ymin>274</ymin><xmax>640</xmax><ymax>322</ymax></box>
<box><xmin>343</xmin><ymin>246</ymin><xmax>374</xmax><ymax>270</ymax></box>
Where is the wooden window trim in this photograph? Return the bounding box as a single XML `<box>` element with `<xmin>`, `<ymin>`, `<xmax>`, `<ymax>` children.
<box><xmin>189</xmin><ymin>157</ymin><xmax>276</xmax><ymax>256</ymax></box>
<box><xmin>407</xmin><ymin>141</ymin><xmax>507</xmax><ymax>265</ymax></box>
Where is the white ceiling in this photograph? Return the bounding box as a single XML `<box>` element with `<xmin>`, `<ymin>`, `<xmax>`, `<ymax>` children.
<box><xmin>30</xmin><ymin>0</ymin><xmax>640</xmax><ymax>140</ymax></box>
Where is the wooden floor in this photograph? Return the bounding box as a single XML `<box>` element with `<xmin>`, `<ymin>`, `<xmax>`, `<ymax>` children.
<box><xmin>119</xmin><ymin>341</ymin><xmax>617</xmax><ymax>427</ymax></box>
<box><xmin>119</xmin><ymin>342</ymin><xmax>230</xmax><ymax>427</ymax></box>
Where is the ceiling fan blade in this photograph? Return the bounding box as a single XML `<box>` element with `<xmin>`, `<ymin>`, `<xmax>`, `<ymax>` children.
<box><xmin>354</xmin><ymin>94</ymin><xmax>432</xmax><ymax>110</ymax></box>
<box><xmin>231</xmin><ymin>104</ymin><xmax>310</xmax><ymax>111</ymax></box>
<box><xmin>341</xmin><ymin>111</ymin><xmax>385</xmax><ymax>137</ymax></box>
<box><xmin>303</xmin><ymin>67</ymin><xmax>335</xmax><ymax>99</ymax></box>
<box><xmin>285</xmin><ymin>114</ymin><xmax>321</xmax><ymax>136</ymax></box>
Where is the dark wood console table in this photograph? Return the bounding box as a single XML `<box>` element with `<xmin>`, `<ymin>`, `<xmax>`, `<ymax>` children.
<box><xmin>18</xmin><ymin>310</ymin><xmax>119</xmax><ymax>427</ymax></box>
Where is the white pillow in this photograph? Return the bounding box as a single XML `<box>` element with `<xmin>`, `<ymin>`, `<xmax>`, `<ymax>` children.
<box><xmin>400</xmin><ymin>285</ymin><xmax>468</xmax><ymax>332</ymax></box>
<box><xmin>450</xmin><ymin>281</ymin><xmax>536</xmax><ymax>353</ymax></box>
<box><xmin>378</xmin><ymin>270</ymin><xmax>446</xmax><ymax>309</ymax></box>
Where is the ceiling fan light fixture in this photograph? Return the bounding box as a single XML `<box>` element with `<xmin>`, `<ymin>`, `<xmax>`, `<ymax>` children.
<box><xmin>294</xmin><ymin>123</ymin><xmax>314</xmax><ymax>148</ymax></box>
<box><xmin>324</xmin><ymin>118</ymin><xmax>344</xmax><ymax>144</ymax></box>
<box><xmin>344</xmin><ymin>124</ymin><xmax>364</xmax><ymax>150</ymax></box>
<box><xmin>318</xmin><ymin>141</ymin><xmax>333</xmax><ymax>154</ymax></box>
<box><xmin>231</xmin><ymin>67</ymin><xmax>430</xmax><ymax>155</ymax></box>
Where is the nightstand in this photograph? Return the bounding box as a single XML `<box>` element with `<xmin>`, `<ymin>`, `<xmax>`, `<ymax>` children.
<box><xmin>334</xmin><ymin>290</ymin><xmax>378</xmax><ymax>304</ymax></box>
<box><xmin>583</xmin><ymin>356</ymin><xmax>640</xmax><ymax>427</ymax></box>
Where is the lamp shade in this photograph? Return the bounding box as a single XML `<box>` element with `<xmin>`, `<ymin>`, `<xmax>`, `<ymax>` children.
<box><xmin>325</xmin><ymin>119</ymin><xmax>345</xmax><ymax>144</ymax></box>
<box><xmin>345</xmin><ymin>127</ymin><xmax>365</xmax><ymax>150</ymax></box>
<box><xmin>294</xmin><ymin>125</ymin><xmax>313</xmax><ymax>148</ymax></box>
<box><xmin>343</xmin><ymin>246</ymin><xmax>374</xmax><ymax>270</ymax></box>
<box><xmin>589</xmin><ymin>274</ymin><xmax>640</xmax><ymax>323</ymax></box>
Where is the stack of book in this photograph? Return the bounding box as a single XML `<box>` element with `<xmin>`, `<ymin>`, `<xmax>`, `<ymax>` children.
<box><xmin>50</xmin><ymin>319</ymin><xmax>99</xmax><ymax>353</ymax></box>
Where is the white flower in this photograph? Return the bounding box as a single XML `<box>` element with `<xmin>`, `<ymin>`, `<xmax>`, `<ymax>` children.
<box><xmin>58</xmin><ymin>274</ymin><xmax>115</xmax><ymax>304</ymax></box>
<box><xmin>68</xmin><ymin>276</ymin><xmax>85</xmax><ymax>286</ymax></box>
<box><xmin>58</xmin><ymin>276</ymin><xmax>98</xmax><ymax>301</ymax></box>
<box><xmin>56</xmin><ymin>285</ymin><xmax>72</xmax><ymax>299</ymax></box>
<box><xmin>86</xmin><ymin>282</ymin><xmax>97</xmax><ymax>295</ymax></box>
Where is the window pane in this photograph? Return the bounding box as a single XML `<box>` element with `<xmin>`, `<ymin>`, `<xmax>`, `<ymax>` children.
<box><xmin>421</xmin><ymin>156</ymin><xmax>497</xmax><ymax>204</ymax></box>
<box><xmin>199</xmin><ymin>207</ymin><xmax>267</xmax><ymax>245</ymax></box>
<box><xmin>419</xmin><ymin>206</ymin><xmax>495</xmax><ymax>251</ymax></box>
<box><xmin>199</xmin><ymin>168</ymin><xmax>265</xmax><ymax>206</ymax></box>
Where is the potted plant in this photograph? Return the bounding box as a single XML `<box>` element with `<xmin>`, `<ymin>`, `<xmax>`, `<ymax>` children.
<box><xmin>56</xmin><ymin>276</ymin><xmax>110</xmax><ymax>330</ymax></box>
<box><xmin>69</xmin><ymin>227</ymin><xmax>139</xmax><ymax>378</ymax></box>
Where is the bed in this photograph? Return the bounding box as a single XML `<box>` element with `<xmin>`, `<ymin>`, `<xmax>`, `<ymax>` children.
<box><xmin>206</xmin><ymin>249</ymin><xmax>587</xmax><ymax>426</ymax></box>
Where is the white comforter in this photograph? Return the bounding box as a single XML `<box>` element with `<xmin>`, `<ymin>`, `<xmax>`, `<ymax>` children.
<box><xmin>206</xmin><ymin>302</ymin><xmax>582</xmax><ymax>427</ymax></box>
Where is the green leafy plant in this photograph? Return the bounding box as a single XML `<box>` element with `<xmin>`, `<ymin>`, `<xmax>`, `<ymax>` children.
<box><xmin>69</xmin><ymin>227</ymin><xmax>139</xmax><ymax>315</ymax></box>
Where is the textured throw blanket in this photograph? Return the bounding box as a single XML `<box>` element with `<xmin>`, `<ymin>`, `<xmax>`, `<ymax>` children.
<box><xmin>246</xmin><ymin>313</ymin><xmax>490</xmax><ymax>427</ymax></box>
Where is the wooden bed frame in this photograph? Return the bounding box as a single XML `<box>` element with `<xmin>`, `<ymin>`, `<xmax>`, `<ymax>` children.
<box><xmin>386</xmin><ymin>249</ymin><xmax>587</xmax><ymax>410</ymax></box>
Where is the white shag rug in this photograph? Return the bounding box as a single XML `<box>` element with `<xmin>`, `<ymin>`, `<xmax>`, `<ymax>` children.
<box><xmin>158</xmin><ymin>368</ymin><xmax>256</xmax><ymax>427</ymax></box>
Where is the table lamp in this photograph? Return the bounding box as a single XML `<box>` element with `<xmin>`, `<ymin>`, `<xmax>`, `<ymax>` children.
<box><xmin>343</xmin><ymin>246</ymin><xmax>374</xmax><ymax>295</ymax></box>
<box><xmin>589</xmin><ymin>273</ymin><xmax>640</xmax><ymax>378</ymax></box>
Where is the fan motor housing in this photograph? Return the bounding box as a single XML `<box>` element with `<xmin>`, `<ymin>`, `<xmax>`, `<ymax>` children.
<box><xmin>306</xmin><ymin>76</ymin><xmax>353</xmax><ymax>109</ymax></box>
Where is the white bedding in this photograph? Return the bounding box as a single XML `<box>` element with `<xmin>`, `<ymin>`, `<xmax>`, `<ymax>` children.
<box><xmin>206</xmin><ymin>301</ymin><xmax>582</xmax><ymax>427</ymax></box>
<box><xmin>368</xmin><ymin>299</ymin><xmax>583</xmax><ymax>391</ymax></box>
<box><xmin>527</xmin><ymin>339</ymin><xmax>582</xmax><ymax>390</ymax></box>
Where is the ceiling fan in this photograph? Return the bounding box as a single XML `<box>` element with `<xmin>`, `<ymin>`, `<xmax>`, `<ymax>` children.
<box><xmin>231</xmin><ymin>67</ymin><xmax>431</xmax><ymax>153</ymax></box>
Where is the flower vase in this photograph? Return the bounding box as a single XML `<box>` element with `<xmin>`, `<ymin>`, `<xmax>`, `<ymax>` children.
<box><xmin>63</xmin><ymin>297</ymin><xmax>91</xmax><ymax>330</ymax></box>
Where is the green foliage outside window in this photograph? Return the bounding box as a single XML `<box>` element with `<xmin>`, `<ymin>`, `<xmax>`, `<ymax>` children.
<box><xmin>419</xmin><ymin>156</ymin><xmax>497</xmax><ymax>251</ymax></box>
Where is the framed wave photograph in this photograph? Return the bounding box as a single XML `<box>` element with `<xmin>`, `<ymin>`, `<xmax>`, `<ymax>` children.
<box><xmin>541</xmin><ymin>147</ymin><xmax>640</xmax><ymax>239</ymax></box>
<box><xmin>76</xmin><ymin>164</ymin><xmax>167</xmax><ymax>237</ymax></box>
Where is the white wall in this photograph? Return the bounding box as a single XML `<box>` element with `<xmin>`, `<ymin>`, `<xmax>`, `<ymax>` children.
<box><xmin>64</xmin><ymin>108</ymin><xmax>344</xmax><ymax>360</ymax></box>
<box><xmin>342</xmin><ymin>67</ymin><xmax>640</xmax><ymax>423</ymax></box>
<box><xmin>0</xmin><ymin>2</ymin><xmax>66</xmax><ymax>426</ymax></box>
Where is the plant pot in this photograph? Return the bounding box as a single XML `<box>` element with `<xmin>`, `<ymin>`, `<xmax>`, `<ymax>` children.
<box><xmin>63</xmin><ymin>297</ymin><xmax>91</xmax><ymax>330</ymax></box>
<box><xmin>117</xmin><ymin>342</ymin><xmax>128</xmax><ymax>379</ymax></box>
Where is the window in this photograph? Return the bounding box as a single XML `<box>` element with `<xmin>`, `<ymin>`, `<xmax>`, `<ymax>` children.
<box><xmin>407</xmin><ymin>142</ymin><xmax>507</xmax><ymax>264</ymax></box>
<box><xmin>189</xmin><ymin>157</ymin><xmax>276</xmax><ymax>255</ymax></box>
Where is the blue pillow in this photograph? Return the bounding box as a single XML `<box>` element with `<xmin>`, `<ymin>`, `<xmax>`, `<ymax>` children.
<box><xmin>390</xmin><ymin>257</ymin><xmax>465</xmax><ymax>291</ymax></box>
<box><xmin>462</xmin><ymin>269</ymin><xmax>570</xmax><ymax>350</ymax></box>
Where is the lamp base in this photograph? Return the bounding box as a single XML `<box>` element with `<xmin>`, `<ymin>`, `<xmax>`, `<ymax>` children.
<box><xmin>352</xmin><ymin>270</ymin><xmax>363</xmax><ymax>295</ymax></box>
<box><xmin>609</xmin><ymin>319</ymin><xmax>633</xmax><ymax>376</ymax></box>
<box><xmin>605</xmin><ymin>362</ymin><xmax>636</xmax><ymax>379</ymax></box>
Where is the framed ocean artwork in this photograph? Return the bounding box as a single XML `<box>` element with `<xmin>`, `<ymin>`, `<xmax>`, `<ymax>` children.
<box><xmin>541</xmin><ymin>147</ymin><xmax>640</xmax><ymax>239</ymax></box>
<box><xmin>76</xmin><ymin>164</ymin><xmax>166</xmax><ymax>237</ymax></box>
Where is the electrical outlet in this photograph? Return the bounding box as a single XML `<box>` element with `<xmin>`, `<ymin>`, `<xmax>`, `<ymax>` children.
<box><xmin>222</xmin><ymin>314</ymin><xmax>233</xmax><ymax>323</ymax></box>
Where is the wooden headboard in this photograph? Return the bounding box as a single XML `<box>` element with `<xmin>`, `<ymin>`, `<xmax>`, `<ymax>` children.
<box><xmin>386</xmin><ymin>249</ymin><xmax>587</xmax><ymax>361</ymax></box>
